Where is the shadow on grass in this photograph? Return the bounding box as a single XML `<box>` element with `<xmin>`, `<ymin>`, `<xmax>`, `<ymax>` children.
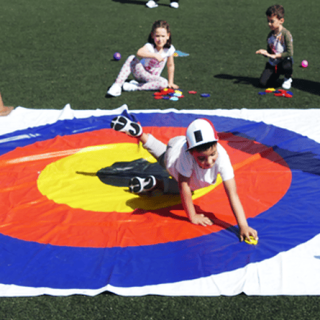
<box><xmin>291</xmin><ymin>78</ymin><xmax>320</xmax><ymax>96</ymax></box>
<box><xmin>215</xmin><ymin>74</ymin><xmax>320</xmax><ymax>96</ymax></box>
<box><xmin>112</xmin><ymin>0</ymin><xmax>171</xmax><ymax>7</ymax></box>
<box><xmin>214</xmin><ymin>74</ymin><xmax>260</xmax><ymax>88</ymax></box>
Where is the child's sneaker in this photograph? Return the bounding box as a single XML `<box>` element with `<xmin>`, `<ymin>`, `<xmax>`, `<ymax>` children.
<box><xmin>110</xmin><ymin>115</ymin><xmax>142</xmax><ymax>137</ymax></box>
<box><xmin>146</xmin><ymin>0</ymin><xmax>158</xmax><ymax>8</ymax></box>
<box><xmin>129</xmin><ymin>79</ymin><xmax>140</xmax><ymax>86</ymax></box>
<box><xmin>123</xmin><ymin>82</ymin><xmax>139</xmax><ymax>92</ymax></box>
<box><xmin>282</xmin><ymin>77</ymin><xmax>292</xmax><ymax>90</ymax></box>
<box><xmin>170</xmin><ymin>2</ymin><xmax>179</xmax><ymax>8</ymax></box>
<box><xmin>129</xmin><ymin>176</ymin><xmax>156</xmax><ymax>194</ymax></box>
<box><xmin>107</xmin><ymin>83</ymin><xmax>122</xmax><ymax>97</ymax></box>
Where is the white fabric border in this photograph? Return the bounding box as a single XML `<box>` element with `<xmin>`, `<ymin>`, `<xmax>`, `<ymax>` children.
<box><xmin>0</xmin><ymin>104</ymin><xmax>320</xmax><ymax>297</ymax></box>
<box><xmin>2</xmin><ymin>104</ymin><xmax>320</xmax><ymax>144</ymax></box>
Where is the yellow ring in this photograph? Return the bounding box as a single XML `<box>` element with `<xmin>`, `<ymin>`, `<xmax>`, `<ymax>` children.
<box><xmin>38</xmin><ymin>143</ymin><xmax>221</xmax><ymax>212</ymax></box>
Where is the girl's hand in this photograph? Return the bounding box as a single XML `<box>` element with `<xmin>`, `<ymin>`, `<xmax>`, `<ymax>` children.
<box><xmin>256</xmin><ymin>49</ymin><xmax>268</xmax><ymax>57</ymax></box>
<box><xmin>154</xmin><ymin>53</ymin><xmax>164</xmax><ymax>62</ymax></box>
<box><xmin>137</xmin><ymin>45</ymin><xmax>164</xmax><ymax>62</ymax></box>
<box><xmin>168</xmin><ymin>83</ymin><xmax>179</xmax><ymax>89</ymax></box>
<box><xmin>239</xmin><ymin>225</ymin><xmax>258</xmax><ymax>242</ymax></box>
<box><xmin>190</xmin><ymin>213</ymin><xmax>213</xmax><ymax>227</ymax></box>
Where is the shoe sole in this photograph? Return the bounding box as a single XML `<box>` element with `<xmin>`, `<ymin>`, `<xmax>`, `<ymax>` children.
<box><xmin>110</xmin><ymin>116</ymin><xmax>142</xmax><ymax>137</ymax></box>
<box><xmin>129</xmin><ymin>177</ymin><xmax>143</xmax><ymax>193</ymax></box>
<box><xmin>129</xmin><ymin>176</ymin><xmax>156</xmax><ymax>193</ymax></box>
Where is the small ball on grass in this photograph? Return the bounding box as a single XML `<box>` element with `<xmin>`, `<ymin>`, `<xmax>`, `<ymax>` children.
<box><xmin>113</xmin><ymin>52</ymin><xmax>121</xmax><ymax>61</ymax></box>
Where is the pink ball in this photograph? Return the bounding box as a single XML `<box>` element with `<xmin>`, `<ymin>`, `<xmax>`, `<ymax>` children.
<box><xmin>301</xmin><ymin>60</ymin><xmax>308</xmax><ymax>68</ymax></box>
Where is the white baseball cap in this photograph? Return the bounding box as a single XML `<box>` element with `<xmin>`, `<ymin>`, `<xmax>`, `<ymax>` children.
<box><xmin>186</xmin><ymin>118</ymin><xmax>219</xmax><ymax>151</ymax></box>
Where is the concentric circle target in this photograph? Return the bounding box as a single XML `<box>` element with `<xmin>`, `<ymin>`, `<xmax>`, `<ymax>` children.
<box><xmin>0</xmin><ymin>111</ymin><xmax>319</xmax><ymax>291</ymax></box>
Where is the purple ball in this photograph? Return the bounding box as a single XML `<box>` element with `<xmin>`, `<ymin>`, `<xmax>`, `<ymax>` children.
<box><xmin>301</xmin><ymin>60</ymin><xmax>308</xmax><ymax>68</ymax></box>
<box><xmin>113</xmin><ymin>52</ymin><xmax>121</xmax><ymax>61</ymax></box>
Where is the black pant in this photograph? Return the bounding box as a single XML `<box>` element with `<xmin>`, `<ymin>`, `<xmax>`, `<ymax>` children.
<box><xmin>259</xmin><ymin>57</ymin><xmax>293</xmax><ymax>88</ymax></box>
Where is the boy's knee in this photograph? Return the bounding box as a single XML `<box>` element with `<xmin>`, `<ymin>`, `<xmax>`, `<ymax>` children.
<box><xmin>259</xmin><ymin>67</ymin><xmax>274</xmax><ymax>88</ymax></box>
<box><xmin>259</xmin><ymin>77</ymin><xmax>268</xmax><ymax>88</ymax></box>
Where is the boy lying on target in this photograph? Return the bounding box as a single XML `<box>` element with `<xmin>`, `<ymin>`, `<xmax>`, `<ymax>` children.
<box><xmin>111</xmin><ymin>115</ymin><xmax>258</xmax><ymax>243</ymax></box>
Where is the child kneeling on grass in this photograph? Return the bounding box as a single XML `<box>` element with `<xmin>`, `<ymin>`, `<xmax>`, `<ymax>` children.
<box><xmin>111</xmin><ymin>115</ymin><xmax>258</xmax><ymax>242</ymax></box>
<box><xmin>256</xmin><ymin>4</ymin><xmax>293</xmax><ymax>90</ymax></box>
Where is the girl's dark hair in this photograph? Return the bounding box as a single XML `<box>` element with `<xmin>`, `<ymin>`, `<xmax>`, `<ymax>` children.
<box><xmin>266</xmin><ymin>5</ymin><xmax>285</xmax><ymax>19</ymax></box>
<box><xmin>147</xmin><ymin>20</ymin><xmax>172</xmax><ymax>49</ymax></box>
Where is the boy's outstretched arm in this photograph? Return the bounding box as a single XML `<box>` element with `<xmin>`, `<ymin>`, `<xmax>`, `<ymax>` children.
<box><xmin>178</xmin><ymin>173</ymin><xmax>213</xmax><ymax>226</ymax></box>
<box><xmin>223</xmin><ymin>178</ymin><xmax>258</xmax><ymax>241</ymax></box>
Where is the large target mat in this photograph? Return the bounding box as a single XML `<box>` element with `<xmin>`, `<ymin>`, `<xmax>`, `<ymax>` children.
<box><xmin>1</xmin><ymin>104</ymin><xmax>320</xmax><ymax>297</ymax></box>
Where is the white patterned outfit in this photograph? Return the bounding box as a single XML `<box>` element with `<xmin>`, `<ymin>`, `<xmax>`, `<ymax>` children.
<box><xmin>115</xmin><ymin>43</ymin><xmax>175</xmax><ymax>91</ymax></box>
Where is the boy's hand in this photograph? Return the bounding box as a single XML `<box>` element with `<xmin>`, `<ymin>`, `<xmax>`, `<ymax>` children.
<box><xmin>239</xmin><ymin>225</ymin><xmax>258</xmax><ymax>242</ymax></box>
<box><xmin>190</xmin><ymin>213</ymin><xmax>213</xmax><ymax>227</ymax></box>
<box><xmin>256</xmin><ymin>49</ymin><xmax>268</xmax><ymax>57</ymax></box>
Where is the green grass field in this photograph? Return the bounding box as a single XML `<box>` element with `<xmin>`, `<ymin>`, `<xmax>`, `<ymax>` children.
<box><xmin>1</xmin><ymin>0</ymin><xmax>319</xmax><ymax>111</ymax></box>
<box><xmin>1</xmin><ymin>0</ymin><xmax>320</xmax><ymax>319</ymax></box>
<box><xmin>1</xmin><ymin>294</ymin><xmax>320</xmax><ymax>319</ymax></box>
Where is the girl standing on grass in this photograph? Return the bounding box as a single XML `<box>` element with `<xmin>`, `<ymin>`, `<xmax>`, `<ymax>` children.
<box><xmin>107</xmin><ymin>20</ymin><xmax>179</xmax><ymax>97</ymax></box>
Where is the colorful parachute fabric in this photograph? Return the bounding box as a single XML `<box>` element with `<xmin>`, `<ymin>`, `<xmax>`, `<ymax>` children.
<box><xmin>0</xmin><ymin>104</ymin><xmax>320</xmax><ymax>297</ymax></box>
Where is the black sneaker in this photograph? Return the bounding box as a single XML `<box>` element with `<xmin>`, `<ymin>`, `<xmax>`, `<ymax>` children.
<box><xmin>129</xmin><ymin>176</ymin><xmax>156</xmax><ymax>194</ymax></box>
<box><xmin>110</xmin><ymin>116</ymin><xmax>142</xmax><ymax>137</ymax></box>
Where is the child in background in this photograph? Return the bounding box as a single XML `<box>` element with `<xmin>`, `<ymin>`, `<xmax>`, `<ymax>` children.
<box><xmin>256</xmin><ymin>5</ymin><xmax>293</xmax><ymax>89</ymax></box>
<box><xmin>0</xmin><ymin>93</ymin><xmax>14</xmax><ymax>117</ymax></box>
<box><xmin>110</xmin><ymin>115</ymin><xmax>258</xmax><ymax>242</ymax></box>
<box><xmin>146</xmin><ymin>0</ymin><xmax>179</xmax><ymax>9</ymax></box>
<box><xmin>107</xmin><ymin>20</ymin><xmax>179</xmax><ymax>97</ymax></box>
